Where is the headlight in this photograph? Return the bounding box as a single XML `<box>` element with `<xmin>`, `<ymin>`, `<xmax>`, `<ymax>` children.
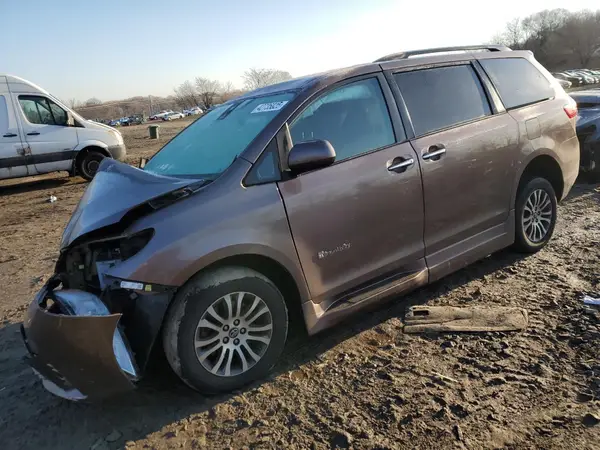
<box><xmin>118</xmin><ymin>228</ymin><xmax>154</xmax><ymax>260</ymax></box>
<box><xmin>53</xmin><ymin>290</ymin><xmax>138</xmax><ymax>378</ymax></box>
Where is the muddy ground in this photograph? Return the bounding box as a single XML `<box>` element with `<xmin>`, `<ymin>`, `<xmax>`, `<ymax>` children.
<box><xmin>1</xmin><ymin>119</ymin><xmax>600</xmax><ymax>449</ymax></box>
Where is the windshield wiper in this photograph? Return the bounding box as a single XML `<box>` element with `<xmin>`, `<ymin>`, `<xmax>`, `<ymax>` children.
<box><xmin>217</xmin><ymin>102</ymin><xmax>241</xmax><ymax>121</ymax></box>
<box><xmin>147</xmin><ymin>179</ymin><xmax>211</xmax><ymax>210</ymax></box>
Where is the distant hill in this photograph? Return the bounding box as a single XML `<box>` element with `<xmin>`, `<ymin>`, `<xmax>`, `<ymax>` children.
<box><xmin>75</xmin><ymin>90</ymin><xmax>245</xmax><ymax>121</ymax></box>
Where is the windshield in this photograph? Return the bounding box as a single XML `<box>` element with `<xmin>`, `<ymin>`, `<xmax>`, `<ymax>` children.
<box><xmin>144</xmin><ymin>92</ymin><xmax>295</xmax><ymax>178</ymax></box>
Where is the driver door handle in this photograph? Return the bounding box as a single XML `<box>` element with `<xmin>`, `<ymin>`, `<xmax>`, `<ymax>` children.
<box><xmin>422</xmin><ymin>145</ymin><xmax>446</xmax><ymax>160</ymax></box>
<box><xmin>3</xmin><ymin>133</ymin><xmax>17</xmax><ymax>138</ymax></box>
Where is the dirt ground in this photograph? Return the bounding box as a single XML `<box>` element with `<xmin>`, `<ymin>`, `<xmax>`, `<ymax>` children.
<box><xmin>1</xmin><ymin>119</ymin><xmax>600</xmax><ymax>449</ymax></box>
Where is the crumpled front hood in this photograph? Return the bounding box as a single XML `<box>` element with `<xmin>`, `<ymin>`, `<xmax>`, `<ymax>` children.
<box><xmin>61</xmin><ymin>159</ymin><xmax>196</xmax><ymax>249</ymax></box>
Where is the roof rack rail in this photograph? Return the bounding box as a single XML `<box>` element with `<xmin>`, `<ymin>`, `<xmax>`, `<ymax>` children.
<box><xmin>374</xmin><ymin>45</ymin><xmax>511</xmax><ymax>63</ymax></box>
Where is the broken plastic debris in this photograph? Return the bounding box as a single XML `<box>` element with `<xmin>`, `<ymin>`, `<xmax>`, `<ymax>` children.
<box><xmin>583</xmin><ymin>295</ymin><xmax>600</xmax><ymax>306</ymax></box>
<box><xmin>48</xmin><ymin>195</ymin><xmax>57</xmax><ymax>203</ymax></box>
<box><xmin>403</xmin><ymin>306</ymin><xmax>528</xmax><ymax>333</ymax></box>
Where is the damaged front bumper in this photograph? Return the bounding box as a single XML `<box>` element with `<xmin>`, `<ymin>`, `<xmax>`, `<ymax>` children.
<box><xmin>22</xmin><ymin>278</ymin><xmax>140</xmax><ymax>401</ymax></box>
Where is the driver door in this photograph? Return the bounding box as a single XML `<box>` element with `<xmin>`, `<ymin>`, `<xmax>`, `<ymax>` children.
<box><xmin>277</xmin><ymin>75</ymin><xmax>426</xmax><ymax>304</ymax></box>
<box><xmin>15</xmin><ymin>95</ymin><xmax>78</xmax><ymax>174</ymax></box>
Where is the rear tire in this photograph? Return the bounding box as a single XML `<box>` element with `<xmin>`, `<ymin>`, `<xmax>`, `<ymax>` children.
<box><xmin>162</xmin><ymin>267</ymin><xmax>288</xmax><ymax>393</ymax></box>
<box><xmin>513</xmin><ymin>177</ymin><xmax>557</xmax><ymax>253</ymax></box>
<box><xmin>77</xmin><ymin>150</ymin><xmax>105</xmax><ymax>181</ymax></box>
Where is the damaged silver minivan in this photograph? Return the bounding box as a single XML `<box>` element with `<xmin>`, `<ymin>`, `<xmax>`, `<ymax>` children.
<box><xmin>22</xmin><ymin>47</ymin><xmax>579</xmax><ymax>400</ymax></box>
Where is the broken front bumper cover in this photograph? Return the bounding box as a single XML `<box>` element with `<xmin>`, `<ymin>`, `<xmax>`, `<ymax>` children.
<box><xmin>21</xmin><ymin>279</ymin><xmax>138</xmax><ymax>401</ymax></box>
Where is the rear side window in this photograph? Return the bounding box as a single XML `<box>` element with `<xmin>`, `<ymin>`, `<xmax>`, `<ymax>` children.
<box><xmin>0</xmin><ymin>95</ymin><xmax>8</xmax><ymax>133</ymax></box>
<box><xmin>479</xmin><ymin>58</ymin><xmax>553</xmax><ymax>110</ymax></box>
<box><xmin>393</xmin><ymin>65</ymin><xmax>491</xmax><ymax>136</ymax></box>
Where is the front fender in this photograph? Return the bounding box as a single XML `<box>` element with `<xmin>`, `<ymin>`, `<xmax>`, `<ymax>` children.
<box><xmin>103</xmin><ymin>163</ymin><xmax>311</xmax><ymax>304</ymax></box>
<box><xmin>74</xmin><ymin>139</ymin><xmax>109</xmax><ymax>152</ymax></box>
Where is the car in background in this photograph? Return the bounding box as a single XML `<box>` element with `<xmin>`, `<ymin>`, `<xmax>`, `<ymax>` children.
<box><xmin>163</xmin><ymin>111</ymin><xmax>185</xmax><ymax>121</ymax></box>
<box><xmin>583</xmin><ymin>69</ymin><xmax>600</xmax><ymax>83</ymax></box>
<box><xmin>130</xmin><ymin>115</ymin><xmax>146</xmax><ymax>125</ymax></box>
<box><xmin>121</xmin><ymin>115</ymin><xmax>145</xmax><ymax>126</ymax></box>
<box><xmin>0</xmin><ymin>74</ymin><xmax>126</xmax><ymax>181</ymax></box>
<box><xmin>569</xmin><ymin>90</ymin><xmax>600</xmax><ymax>176</ymax></box>
<box><xmin>555</xmin><ymin>78</ymin><xmax>572</xmax><ymax>89</ymax></box>
<box><xmin>108</xmin><ymin>119</ymin><xmax>121</xmax><ymax>127</ymax></box>
<box><xmin>184</xmin><ymin>106</ymin><xmax>203</xmax><ymax>116</ymax></box>
<box><xmin>566</xmin><ymin>70</ymin><xmax>596</xmax><ymax>85</ymax></box>
<box><xmin>578</xmin><ymin>70</ymin><xmax>599</xmax><ymax>84</ymax></box>
<box><xmin>553</xmin><ymin>72</ymin><xmax>583</xmax><ymax>87</ymax></box>
<box><xmin>150</xmin><ymin>110</ymin><xmax>173</xmax><ymax>120</ymax></box>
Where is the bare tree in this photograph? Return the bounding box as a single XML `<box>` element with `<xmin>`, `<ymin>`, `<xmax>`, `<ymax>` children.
<box><xmin>558</xmin><ymin>10</ymin><xmax>600</xmax><ymax>67</ymax></box>
<box><xmin>490</xmin><ymin>8</ymin><xmax>600</xmax><ymax>69</ymax></box>
<box><xmin>491</xmin><ymin>18</ymin><xmax>527</xmax><ymax>48</ymax></box>
<box><xmin>84</xmin><ymin>97</ymin><xmax>102</xmax><ymax>106</ymax></box>
<box><xmin>221</xmin><ymin>81</ymin><xmax>234</xmax><ymax>95</ymax></box>
<box><xmin>521</xmin><ymin>9</ymin><xmax>570</xmax><ymax>62</ymax></box>
<box><xmin>68</xmin><ymin>98</ymin><xmax>81</xmax><ymax>109</ymax></box>
<box><xmin>173</xmin><ymin>80</ymin><xmax>200</xmax><ymax>109</ymax></box>
<box><xmin>242</xmin><ymin>68</ymin><xmax>292</xmax><ymax>90</ymax></box>
<box><xmin>195</xmin><ymin>77</ymin><xmax>222</xmax><ymax>108</ymax></box>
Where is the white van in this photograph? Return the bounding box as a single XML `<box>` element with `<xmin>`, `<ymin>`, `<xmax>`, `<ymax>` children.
<box><xmin>0</xmin><ymin>75</ymin><xmax>126</xmax><ymax>181</ymax></box>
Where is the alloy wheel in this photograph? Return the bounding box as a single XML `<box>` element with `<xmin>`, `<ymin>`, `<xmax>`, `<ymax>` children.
<box><xmin>194</xmin><ymin>292</ymin><xmax>273</xmax><ymax>377</ymax></box>
<box><xmin>522</xmin><ymin>189</ymin><xmax>553</xmax><ymax>243</ymax></box>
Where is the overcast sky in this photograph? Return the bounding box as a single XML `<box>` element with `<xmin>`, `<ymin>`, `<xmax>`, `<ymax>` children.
<box><xmin>2</xmin><ymin>0</ymin><xmax>598</xmax><ymax>102</ymax></box>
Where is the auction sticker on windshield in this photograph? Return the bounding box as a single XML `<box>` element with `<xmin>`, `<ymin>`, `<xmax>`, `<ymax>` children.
<box><xmin>251</xmin><ymin>101</ymin><xmax>289</xmax><ymax>114</ymax></box>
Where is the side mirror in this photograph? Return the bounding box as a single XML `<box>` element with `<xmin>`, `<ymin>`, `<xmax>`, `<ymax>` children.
<box><xmin>288</xmin><ymin>140</ymin><xmax>336</xmax><ymax>174</ymax></box>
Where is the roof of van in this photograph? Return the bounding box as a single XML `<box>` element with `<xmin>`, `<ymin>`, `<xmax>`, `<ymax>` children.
<box><xmin>230</xmin><ymin>46</ymin><xmax>518</xmax><ymax>102</ymax></box>
<box><xmin>0</xmin><ymin>75</ymin><xmax>50</xmax><ymax>95</ymax></box>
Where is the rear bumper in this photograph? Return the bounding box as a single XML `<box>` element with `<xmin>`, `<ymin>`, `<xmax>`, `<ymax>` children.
<box><xmin>560</xmin><ymin>135</ymin><xmax>581</xmax><ymax>200</ymax></box>
<box><xmin>107</xmin><ymin>144</ymin><xmax>127</xmax><ymax>161</ymax></box>
<box><xmin>21</xmin><ymin>280</ymin><xmax>137</xmax><ymax>401</ymax></box>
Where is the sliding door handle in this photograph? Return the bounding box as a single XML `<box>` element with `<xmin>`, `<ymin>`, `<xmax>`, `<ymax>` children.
<box><xmin>27</xmin><ymin>131</ymin><xmax>40</xmax><ymax>136</ymax></box>
<box><xmin>387</xmin><ymin>157</ymin><xmax>415</xmax><ymax>173</ymax></box>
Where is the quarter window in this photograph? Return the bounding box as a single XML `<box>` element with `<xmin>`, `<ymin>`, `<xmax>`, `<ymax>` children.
<box><xmin>479</xmin><ymin>58</ymin><xmax>553</xmax><ymax>110</ymax></box>
<box><xmin>290</xmin><ymin>78</ymin><xmax>396</xmax><ymax>162</ymax></box>
<box><xmin>394</xmin><ymin>65</ymin><xmax>491</xmax><ymax>136</ymax></box>
<box><xmin>19</xmin><ymin>96</ymin><xmax>69</xmax><ymax>126</ymax></box>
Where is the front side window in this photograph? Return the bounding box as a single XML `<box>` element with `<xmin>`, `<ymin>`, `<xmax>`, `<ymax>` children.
<box><xmin>290</xmin><ymin>78</ymin><xmax>396</xmax><ymax>161</ymax></box>
<box><xmin>394</xmin><ymin>65</ymin><xmax>491</xmax><ymax>136</ymax></box>
<box><xmin>19</xmin><ymin>96</ymin><xmax>69</xmax><ymax>126</ymax></box>
<box><xmin>144</xmin><ymin>92</ymin><xmax>295</xmax><ymax>179</ymax></box>
<box><xmin>479</xmin><ymin>58</ymin><xmax>553</xmax><ymax>110</ymax></box>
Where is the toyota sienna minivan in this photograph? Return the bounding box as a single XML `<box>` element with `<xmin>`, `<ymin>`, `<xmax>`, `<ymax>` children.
<box><xmin>21</xmin><ymin>46</ymin><xmax>579</xmax><ymax>400</ymax></box>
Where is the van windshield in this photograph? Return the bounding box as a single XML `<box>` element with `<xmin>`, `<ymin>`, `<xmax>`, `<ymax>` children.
<box><xmin>144</xmin><ymin>92</ymin><xmax>295</xmax><ymax>178</ymax></box>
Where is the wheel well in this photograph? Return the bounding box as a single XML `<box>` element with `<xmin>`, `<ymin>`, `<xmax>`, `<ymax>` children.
<box><xmin>191</xmin><ymin>255</ymin><xmax>304</xmax><ymax>325</ymax></box>
<box><xmin>518</xmin><ymin>155</ymin><xmax>564</xmax><ymax>199</ymax></box>
<box><xmin>74</xmin><ymin>146</ymin><xmax>110</xmax><ymax>172</ymax></box>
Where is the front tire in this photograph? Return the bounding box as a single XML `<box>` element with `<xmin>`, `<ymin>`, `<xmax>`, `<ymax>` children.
<box><xmin>162</xmin><ymin>267</ymin><xmax>288</xmax><ymax>393</ymax></box>
<box><xmin>77</xmin><ymin>150</ymin><xmax>106</xmax><ymax>181</ymax></box>
<box><xmin>513</xmin><ymin>177</ymin><xmax>557</xmax><ymax>253</ymax></box>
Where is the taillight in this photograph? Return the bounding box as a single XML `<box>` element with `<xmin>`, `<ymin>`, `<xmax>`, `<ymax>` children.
<box><xmin>564</xmin><ymin>99</ymin><xmax>578</xmax><ymax>119</ymax></box>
